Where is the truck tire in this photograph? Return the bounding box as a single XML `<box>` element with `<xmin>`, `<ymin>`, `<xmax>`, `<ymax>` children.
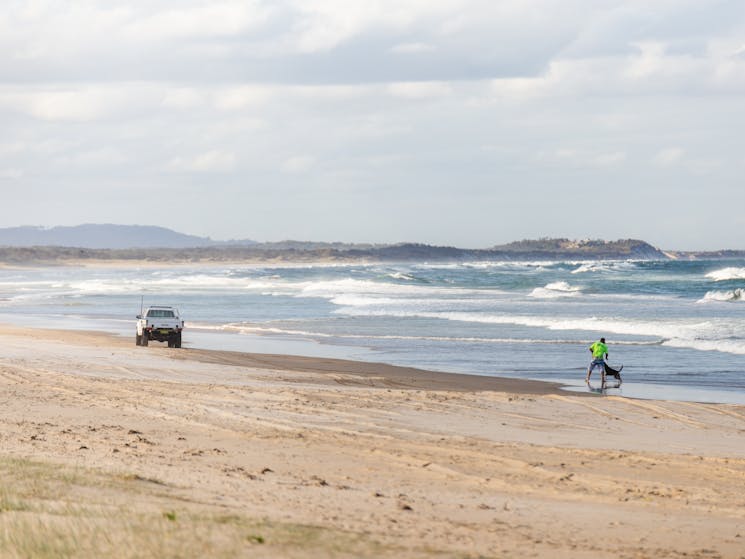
<box><xmin>136</xmin><ymin>333</ymin><xmax>142</xmax><ymax>346</ymax></box>
<box><xmin>175</xmin><ymin>332</ymin><xmax>182</xmax><ymax>348</ymax></box>
<box><xmin>167</xmin><ymin>339</ymin><xmax>174</xmax><ymax>348</ymax></box>
<box><xmin>142</xmin><ymin>334</ymin><xmax>149</xmax><ymax>347</ymax></box>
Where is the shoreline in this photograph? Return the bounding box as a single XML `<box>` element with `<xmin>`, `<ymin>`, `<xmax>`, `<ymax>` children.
<box><xmin>5</xmin><ymin>322</ymin><xmax>744</xmax><ymax>405</ymax></box>
<box><xmin>0</xmin><ymin>323</ymin><xmax>569</xmax><ymax>397</ymax></box>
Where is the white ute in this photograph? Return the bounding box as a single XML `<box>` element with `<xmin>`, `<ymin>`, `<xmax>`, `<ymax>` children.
<box><xmin>136</xmin><ymin>306</ymin><xmax>184</xmax><ymax>348</ymax></box>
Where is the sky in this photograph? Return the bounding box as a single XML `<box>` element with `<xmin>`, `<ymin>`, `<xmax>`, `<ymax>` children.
<box><xmin>1</xmin><ymin>1</ymin><xmax>744</xmax><ymax>250</ymax></box>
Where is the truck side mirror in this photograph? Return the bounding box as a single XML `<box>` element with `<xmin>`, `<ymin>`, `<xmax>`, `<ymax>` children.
<box><xmin>136</xmin><ymin>315</ymin><xmax>141</xmax><ymax>319</ymax></box>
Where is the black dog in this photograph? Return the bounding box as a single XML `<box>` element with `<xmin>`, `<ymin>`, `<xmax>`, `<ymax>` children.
<box><xmin>603</xmin><ymin>363</ymin><xmax>623</xmax><ymax>380</ymax></box>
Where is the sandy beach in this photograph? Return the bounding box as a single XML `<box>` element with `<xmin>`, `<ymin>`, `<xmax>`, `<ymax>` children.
<box><xmin>0</xmin><ymin>325</ymin><xmax>743</xmax><ymax>558</ymax></box>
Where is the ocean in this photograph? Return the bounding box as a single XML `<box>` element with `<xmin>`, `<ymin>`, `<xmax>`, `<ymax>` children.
<box><xmin>1</xmin><ymin>259</ymin><xmax>744</xmax><ymax>403</ymax></box>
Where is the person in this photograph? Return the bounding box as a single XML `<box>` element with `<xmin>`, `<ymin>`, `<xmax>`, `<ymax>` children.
<box><xmin>586</xmin><ymin>337</ymin><xmax>608</xmax><ymax>383</ymax></box>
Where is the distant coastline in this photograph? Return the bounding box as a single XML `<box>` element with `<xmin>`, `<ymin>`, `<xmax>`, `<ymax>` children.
<box><xmin>0</xmin><ymin>228</ymin><xmax>743</xmax><ymax>265</ymax></box>
<box><xmin>0</xmin><ymin>238</ymin><xmax>735</xmax><ymax>265</ymax></box>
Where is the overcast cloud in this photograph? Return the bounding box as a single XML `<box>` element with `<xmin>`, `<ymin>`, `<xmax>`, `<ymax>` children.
<box><xmin>1</xmin><ymin>0</ymin><xmax>744</xmax><ymax>249</ymax></box>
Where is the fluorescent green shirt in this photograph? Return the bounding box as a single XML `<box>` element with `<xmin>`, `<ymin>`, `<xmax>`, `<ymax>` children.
<box><xmin>590</xmin><ymin>341</ymin><xmax>608</xmax><ymax>359</ymax></box>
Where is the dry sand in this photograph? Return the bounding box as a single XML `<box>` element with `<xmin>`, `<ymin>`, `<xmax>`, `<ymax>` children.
<box><xmin>0</xmin><ymin>325</ymin><xmax>744</xmax><ymax>558</ymax></box>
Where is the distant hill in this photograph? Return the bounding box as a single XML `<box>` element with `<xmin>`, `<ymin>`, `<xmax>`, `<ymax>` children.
<box><xmin>486</xmin><ymin>238</ymin><xmax>666</xmax><ymax>260</ymax></box>
<box><xmin>0</xmin><ymin>226</ymin><xmax>668</xmax><ymax>259</ymax></box>
<box><xmin>237</xmin><ymin>238</ymin><xmax>667</xmax><ymax>260</ymax></box>
<box><xmin>0</xmin><ymin>236</ymin><xmax>670</xmax><ymax>264</ymax></box>
<box><xmin>0</xmin><ymin>225</ymin><xmax>256</xmax><ymax>249</ymax></box>
<box><xmin>334</xmin><ymin>239</ymin><xmax>666</xmax><ymax>261</ymax></box>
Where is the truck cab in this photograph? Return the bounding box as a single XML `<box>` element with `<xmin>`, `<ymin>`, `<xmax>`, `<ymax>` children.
<box><xmin>136</xmin><ymin>306</ymin><xmax>184</xmax><ymax>348</ymax></box>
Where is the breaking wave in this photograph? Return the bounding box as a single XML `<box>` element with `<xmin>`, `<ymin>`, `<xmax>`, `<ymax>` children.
<box><xmin>530</xmin><ymin>281</ymin><xmax>582</xmax><ymax>298</ymax></box>
<box><xmin>705</xmin><ymin>267</ymin><xmax>745</xmax><ymax>281</ymax></box>
<box><xmin>571</xmin><ymin>261</ymin><xmax>638</xmax><ymax>274</ymax></box>
<box><xmin>700</xmin><ymin>289</ymin><xmax>744</xmax><ymax>302</ymax></box>
<box><xmin>332</xmin><ymin>308</ymin><xmax>745</xmax><ymax>355</ymax></box>
<box><xmin>296</xmin><ymin>278</ymin><xmax>488</xmax><ymax>299</ymax></box>
<box><xmin>386</xmin><ymin>272</ymin><xmax>417</xmax><ymax>281</ymax></box>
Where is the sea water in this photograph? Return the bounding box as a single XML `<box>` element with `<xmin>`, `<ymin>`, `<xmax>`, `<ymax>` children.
<box><xmin>0</xmin><ymin>259</ymin><xmax>743</xmax><ymax>402</ymax></box>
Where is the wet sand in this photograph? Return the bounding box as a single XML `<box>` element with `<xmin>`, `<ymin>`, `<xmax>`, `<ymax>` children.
<box><xmin>0</xmin><ymin>325</ymin><xmax>743</xmax><ymax>558</ymax></box>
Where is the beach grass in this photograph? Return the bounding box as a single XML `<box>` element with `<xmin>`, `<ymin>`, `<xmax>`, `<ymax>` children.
<box><xmin>0</xmin><ymin>456</ymin><xmax>466</xmax><ymax>559</ymax></box>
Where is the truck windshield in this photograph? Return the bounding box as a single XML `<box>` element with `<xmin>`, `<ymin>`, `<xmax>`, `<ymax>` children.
<box><xmin>147</xmin><ymin>310</ymin><xmax>175</xmax><ymax>318</ymax></box>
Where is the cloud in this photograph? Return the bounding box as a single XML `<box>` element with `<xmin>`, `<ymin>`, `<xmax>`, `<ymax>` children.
<box><xmin>282</xmin><ymin>155</ymin><xmax>316</xmax><ymax>174</ymax></box>
<box><xmin>0</xmin><ymin>3</ymin><xmax>133</xmax><ymax>62</ymax></box>
<box><xmin>1</xmin><ymin>1</ymin><xmax>744</xmax><ymax>248</ymax></box>
<box><xmin>1</xmin><ymin>88</ymin><xmax>114</xmax><ymax>121</ymax></box>
<box><xmin>213</xmin><ymin>86</ymin><xmax>272</xmax><ymax>110</ymax></box>
<box><xmin>0</xmin><ymin>85</ymin><xmax>160</xmax><ymax>122</ymax></box>
<box><xmin>686</xmin><ymin>157</ymin><xmax>723</xmax><ymax>175</ymax></box>
<box><xmin>168</xmin><ymin>150</ymin><xmax>237</xmax><ymax>172</ymax></box>
<box><xmin>390</xmin><ymin>42</ymin><xmax>436</xmax><ymax>54</ymax></box>
<box><xmin>541</xmin><ymin>148</ymin><xmax>627</xmax><ymax>168</ymax></box>
<box><xmin>733</xmin><ymin>44</ymin><xmax>745</xmax><ymax>57</ymax></box>
<box><xmin>0</xmin><ymin>1</ymin><xmax>597</xmax><ymax>84</ymax></box>
<box><xmin>654</xmin><ymin>147</ymin><xmax>684</xmax><ymax>167</ymax></box>
<box><xmin>0</xmin><ymin>142</ymin><xmax>27</xmax><ymax>155</ymax></box>
<box><xmin>161</xmin><ymin>88</ymin><xmax>203</xmax><ymax>110</ymax></box>
<box><xmin>286</xmin><ymin>0</ymin><xmax>458</xmax><ymax>54</ymax></box>
<box><xmin>56</xmin><ymin>147</ymin><xmax>128</xmax><ymax>168</ymax></box>
<box><xmin>593</xmin><ymin>151</ymin><xmax>626</xmax><ymax>167</ymax></box>
<box><xmin>123</xmin><ymin>2</ymin><xmax>273</xmax><ymax>41</ymax></box>
<box><xmin>0</xmin><ymin>168</ymin><xmax>24</xmax><ymax>180</ymax></box>
<box><xmin>489</xmin><ymin>43</ymin><xmax>745</xmax><ymax>102</ymax></box>
<box><xmin>0</xmin><ymin>1</ymin><xmax>740</xmax><ymax>89</ymax></box>
<box><xmin>290</xmin><ymin>84</ymin><xmax>375</xmax><ymax>101</ymax></box>
<box><xmin>387</xmin><ymin>81</ymin><xmax>452</xmax><ymax>99</ymax></box>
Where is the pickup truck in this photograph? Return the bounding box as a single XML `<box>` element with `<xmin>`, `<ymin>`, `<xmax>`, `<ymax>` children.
<box><xmin>136</xmin><ymin>306</ymin><xmax>184</xmax><ymax>348</ymax></box>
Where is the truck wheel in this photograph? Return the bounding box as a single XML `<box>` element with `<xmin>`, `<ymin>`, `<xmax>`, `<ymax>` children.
<box><xmin>175</xmin><ymin>333</ymin><xmax>182</xmax><ymax>348</ymax></box>
<box><xmin>142</xmin><ymin>334</ymin><xmax>149</xmax><ymax>347</ymax></box>
<box><xmin>167</xmin><ymin>339</ymin><xmax>174</xmax><ymax>348</ymax></box>
<box><xmin>136</xmin><ymin>334</ymin><xmax>142</xmax><ymax>346</ymax></box>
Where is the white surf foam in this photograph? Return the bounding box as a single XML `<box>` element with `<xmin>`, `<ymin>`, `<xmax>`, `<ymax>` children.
<box><xmin>661</xmin><ymin>338</ymin><xmax>745</xmax><ymax>355</ymax></box>
<box><xmin>334</xmin><ymin>308</ymin><xmax>745</xmax><ymax>355</ymax></box>
<box><xmin>327</xmin><ymin>294</ymin><xmax>500</xmax><ymax>311</ymax></box>
<box><xmin>1</xmin><ymin>271</ymin><xmax>495</xmax><ymax>301</ymax></box>
<box><xmin>62</xmin><ymin>275</ymin><xmax>262</xmax><ymax>294</ymax></box>
<box><xmin>387</xmin><ymin>272</ymin><xmax>416</xmax><ymax>281</ymax></box>
<box><xmin>705</xmin><ymin>267</ymin><xmax>745</xmax><ymax>281</ymax></box>
<box><xmin>296</xmin><ymin>278</ymin><xmax>487</xmax><ymax>299</ymax></box>
<box><xmin>571</xmin><ymin>261</ymin><xmax>638</xmax><ymax>274</ymax></box>
<box><xmin>530</xmin><ymin>281</ymin><xmax>582</xmax><ymax>298</ymax></box>
<box><xmin>413</xmin><ymin>261</ymin><xmax>561</xmax><ymax>272</ymax></box>
<box><xmin>699</xmin><ymin>289</ymin><xmax>744</xmax><ymax>303</ymax></box>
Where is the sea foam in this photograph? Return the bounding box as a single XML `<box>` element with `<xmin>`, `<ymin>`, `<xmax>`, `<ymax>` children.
<box><xmin>705</xmin><ymin>267</ymin><xmax>745</xmax><ymax>281</ymax></box>
<box><xmin>571</xmin><ymin>261</ymin><xmax>637</xmax><ymax>274</ymax></box>
<box><xmin>530</xmin><ymin>281</ymin><xmax>582</xmax><ymax>298</ymax></box>
<box><xmin>700</xmin><ymin>289</ymin><xmax>744</xmax><ymax>302</ymax></box>
<box><xmin>334</xmin><ymin>307</ymin><xmax>745</xmax><ymax>355</ymax></box>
